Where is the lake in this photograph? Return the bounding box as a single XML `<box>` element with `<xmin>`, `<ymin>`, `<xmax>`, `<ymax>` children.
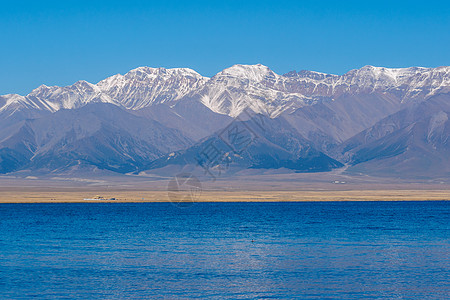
<box><xmin>0</xmin><ymin>201</ymin><xmax>449</xmax><ymax>299</ymax></box>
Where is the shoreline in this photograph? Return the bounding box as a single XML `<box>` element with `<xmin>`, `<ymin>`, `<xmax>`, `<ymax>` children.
<box><xmin>1</xmin><ymin>189</ymin><xmax>449</xmax><ymax>203</ymax></box>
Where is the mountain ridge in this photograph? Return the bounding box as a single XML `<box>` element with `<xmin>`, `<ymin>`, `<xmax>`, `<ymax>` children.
<box><xmin>2</xmin><ymin>64</ymin><xmax>448</xmax><ymax>117</ymax></box>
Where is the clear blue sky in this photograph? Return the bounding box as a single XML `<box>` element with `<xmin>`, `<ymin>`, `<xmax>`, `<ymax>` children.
<box><xmin>1</xmin><ymin>0</ymin><xmax>449</xmax><ymax>95</ymax></box>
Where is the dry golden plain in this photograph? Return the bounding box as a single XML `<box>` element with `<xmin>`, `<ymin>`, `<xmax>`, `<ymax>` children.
<box><xmin>1</xmin><ymin>189</ymin><xmax>449</xmax><ymax>203</ymax></box>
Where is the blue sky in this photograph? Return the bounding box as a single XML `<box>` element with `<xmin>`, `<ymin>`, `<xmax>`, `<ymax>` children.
<box><xmin>1</xmin><ymin>0</ymin><xmax>449</xmax><ymax>95</ymax></box>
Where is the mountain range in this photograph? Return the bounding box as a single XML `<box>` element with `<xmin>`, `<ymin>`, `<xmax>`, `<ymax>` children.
<box><xmin>0</xmin><ymin>64</ymin><xmax>448</xmax><ymax>180</ymax></box>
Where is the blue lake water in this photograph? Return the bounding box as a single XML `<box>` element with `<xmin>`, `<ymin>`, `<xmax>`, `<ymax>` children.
<box><xmin>0</xmin><ymin>201</ymin><xmax>449</xmax><ymax>299</ymax></box>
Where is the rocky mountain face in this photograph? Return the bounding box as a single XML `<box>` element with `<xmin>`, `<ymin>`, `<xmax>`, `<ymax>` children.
<box><xmin>0</xmin><ymin>104</ymin><xmax>192</xmax><ymax>174</ymax></box>
<box><xmin>0</xmin><ymin>64</ymin><xmax>448</xmax><ymax>178</ymax></box>
<box><xmin>338</xmin><ymin>94</ymin><xmax>450</xmax><ymax>178</ymax></box>
<box><xmin>146</xmin><ymin>114</ymin><xmax>343</xmax><ymax>176</ymax></box>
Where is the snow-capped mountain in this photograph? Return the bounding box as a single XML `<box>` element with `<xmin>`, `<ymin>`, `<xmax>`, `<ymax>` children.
<box><xmin>196</xmin><ymin>64</ymin><xmax>314</xmax><ymax>117</ymax></box>
<box><xmin>27</xmin><ymin>80</ymin><xmax>117</xmax><ymax>111</ymax></box>
<box><xmin>0</xmin><ymin>64</ymin><xmax>448</xmax><ymax>178</ymax></box>
<box><xmin>197</xmin><ymin>64</ymin><xmax>449</xmax><ymax>117</ymax></box>
<box><xmin>284</xmin><ymin>66</ymin><xmax>450</xmax><ymax>100</ymax></box>
<box><xmin>0</xmin><ymin>66</ymin><xmax>207</xmax><ymax>113</ymax></box>
<box><xmin>2</xmin><ymin>64</ymin><xmax>448</xmax><ymax>118</ymax></box>
<box><xmin>96</xmin><ymin>67</ymin><xmax>208</xmax><ymax>110</ymax></box>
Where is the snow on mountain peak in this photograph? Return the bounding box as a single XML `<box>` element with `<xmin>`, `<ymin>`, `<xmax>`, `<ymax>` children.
<box><xmin>124</xmin><ymin>66</ymin><xmax>206</xmax><ymax>80</ymax></box>
<box><xmin>219</xmin><ymin>64</ymin><xmax>274</xmax><ymax>82</ymax></box>
<box><xmin>200</xmin><ymin>64</ymin><xmax>309</xmax><ymax>117</ymax></box>
<box><xmin>0</xmin><ymin>65</ymin><xmax>448</xmax><ymax>117</ymax></box>
<box><xmin>280</xmin><ymin>65</ymin><xmax>450</xmax><ymax>100</ymax></box>
<box><xmin>96</xmin><ymin>66</ymin><xmax>208</xmax><ymax>110</ymax></box>
<box><xmin>287</xmin><ymin>70</ymin><xmax>338</xmax><ymax>81</ymax></box>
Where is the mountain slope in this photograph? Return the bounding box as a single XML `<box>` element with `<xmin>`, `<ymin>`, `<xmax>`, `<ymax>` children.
<box><xmin>132</xmin><ymin>98</ymin><xmax>232</xmax><ymax>141</ymax></box>
<box><xmin>0</xmin><ymin>104</ymin><xmax>193</xmax><ymax>174</ymax></box>
<box><xmin>145</xmin><ymin>113</ymin><xmax>343</xmax><ymax>175</ymax></box>
<box><xmin>340</xmin><ymin>94</ymin><xmax>450</xmax><ymax>178</ymax></box>
<box><xmin>282</xmin><ymin>92</ymin><xmax>403</xmax><ymax>153</ymax></box>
